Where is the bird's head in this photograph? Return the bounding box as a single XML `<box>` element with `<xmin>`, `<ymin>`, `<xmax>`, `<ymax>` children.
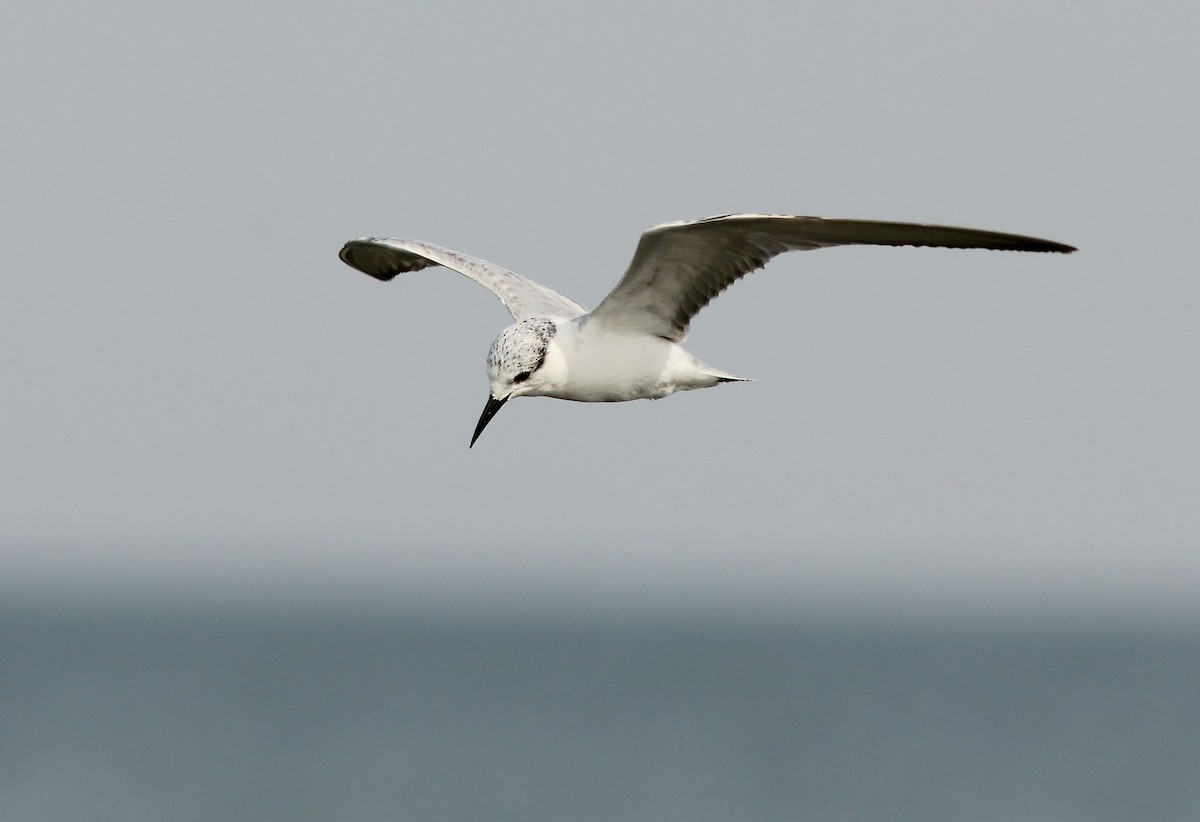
<box><xmin>471</xmin><ymin>318</ymin><xmax>557</xmax><ymax>447</ymax></box>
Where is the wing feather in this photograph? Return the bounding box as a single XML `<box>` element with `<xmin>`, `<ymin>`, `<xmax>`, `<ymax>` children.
<box><xmin>339</xmin><ymin>237</ymin><xmax>587</xmax><ymax>321</ymax></box>
<box><xmin>589</xmin><ymin>214</ymin><xmax>1075</xmax><ymax>341</ymax></box>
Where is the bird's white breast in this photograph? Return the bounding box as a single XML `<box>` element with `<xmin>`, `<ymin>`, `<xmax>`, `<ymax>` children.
<box><xmin>534</xmin><ymin>317</ymin><xmax>724</xmax><ymax>402</ymax></box>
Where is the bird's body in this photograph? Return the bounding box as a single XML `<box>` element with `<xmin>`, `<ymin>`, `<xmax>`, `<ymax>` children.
<box><xmin>506</xmin><ymin>315</ymin><xmax>744</xmax><ymax>404</ymax></box>
<box><xmin>339</xmin><ymin>214</ymin><xmax>1074</xmax><ymax>446</ymax></box>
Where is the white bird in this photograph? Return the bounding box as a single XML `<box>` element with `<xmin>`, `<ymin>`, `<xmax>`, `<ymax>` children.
<box><xmin>339</xmin><ymin>214</ymin><xmax>1074</xmax><ymax>447</ymax></box>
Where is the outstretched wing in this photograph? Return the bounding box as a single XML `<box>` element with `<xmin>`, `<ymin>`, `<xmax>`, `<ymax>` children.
<box><xmin>588</xmin><ymin>214</ymin><xmax>1076</xmax><ymax>342</ymax></box>
<box><xmin>339</xmin><ymin>237</ymin><xmax>588</xmax><ymax>321</ymax></box>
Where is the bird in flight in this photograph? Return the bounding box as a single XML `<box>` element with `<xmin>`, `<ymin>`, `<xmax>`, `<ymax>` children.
<box><xmin>339</xmin><ymin>214</ymin><xmax>1074</xmax><ymax>447</ymax></box>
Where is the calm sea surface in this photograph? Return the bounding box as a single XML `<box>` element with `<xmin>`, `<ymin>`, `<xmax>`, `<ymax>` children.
<box><xmin>2</xmin><ymin>607</ymin><xmax>1197</xmax><ymax>821</ymax></box>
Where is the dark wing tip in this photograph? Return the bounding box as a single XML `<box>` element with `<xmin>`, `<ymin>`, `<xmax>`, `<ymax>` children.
<box><xmin>339</xmin><ymin>238</ymin><xmax>437</xmax><ymax>282</ymax></box>
<box><xmin>1007</xmin><ymin>236</ymin><xmax>1076</xmax><ymax>254</ymax></box>
<box><xmin>814</xmin><ymin>218</ymin><xmax>1078</xmax><ymax>255</ymax></box>
<box><xmin>654</xmin><ymin>215</ymin><xmax>1077</xmax><ymax>254</ymax></box>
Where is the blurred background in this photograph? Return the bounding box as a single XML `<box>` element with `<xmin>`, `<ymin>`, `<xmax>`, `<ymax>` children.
<box><xmin>2</xmin><ymin>2</ymin><xmax>1197</xmax><ymax>820</ymax></box>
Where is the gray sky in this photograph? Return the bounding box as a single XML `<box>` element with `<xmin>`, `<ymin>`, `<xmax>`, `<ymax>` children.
<box><xmin>3</xmin><ymin>2</ymin><xmax>1197</xmax><ymax>624</ymax></box>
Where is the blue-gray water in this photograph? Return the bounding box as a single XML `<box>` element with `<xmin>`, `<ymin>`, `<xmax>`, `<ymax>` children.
<box><xmin>2</xmin><ymin>607</ymin><xmax>1198</xmax><ymax>821</ymax></box>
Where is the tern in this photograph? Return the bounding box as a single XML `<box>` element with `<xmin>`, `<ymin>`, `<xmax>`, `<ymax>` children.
<box><xmin>340</xmin><ymin>214</ymin><xmax>1074</xmax><ymax>447</ymax></box>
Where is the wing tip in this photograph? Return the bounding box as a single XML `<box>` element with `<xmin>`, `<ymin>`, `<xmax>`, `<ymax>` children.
<box><xmin>646</xmin><ymin>214</ymin><xmax>1077</xmax><ymax>255</ymax></box>
<box><xmin>338</xmin><ymin>237</ymin><xmax>428</xmax><ymax>282</ymax></box>
<box><xmin>995</xmin><ymin>237</ymin><xmax>1077</xmax><ymax>254</ymax></box>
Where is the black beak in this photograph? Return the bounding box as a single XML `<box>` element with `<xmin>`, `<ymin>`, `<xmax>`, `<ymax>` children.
<box><xmin>470</xmin><ymin>394</ymin><xmax>509</xmax><ymax>448</ymax></box>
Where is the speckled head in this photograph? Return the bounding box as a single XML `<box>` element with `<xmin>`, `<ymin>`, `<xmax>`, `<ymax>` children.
<box><xmin>485</xmin><ymin>318</ymin><xmax>556</xmax><ymax>395</ymax></box>
<box><xmin>471</xmin><ymin>318</ymin><xmax>558</xmax><ymax>447</ymax></box>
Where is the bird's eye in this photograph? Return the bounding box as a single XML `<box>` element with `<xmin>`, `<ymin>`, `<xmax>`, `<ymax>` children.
<box><xmin>513</xmin><ymin>371</ymin><xmax>531</xmax><ymax>384</ymax></box>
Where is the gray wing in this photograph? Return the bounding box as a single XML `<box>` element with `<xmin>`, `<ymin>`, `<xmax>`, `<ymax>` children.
<box><xmin>340</xmin><ymin>237</ymin><xmax>587</xmax><ymax>321</ymax></box>
<box><xmin>588</xmin><ymin>214</ymin><xmax>1076</xmax><ymax>342</ymax></box>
